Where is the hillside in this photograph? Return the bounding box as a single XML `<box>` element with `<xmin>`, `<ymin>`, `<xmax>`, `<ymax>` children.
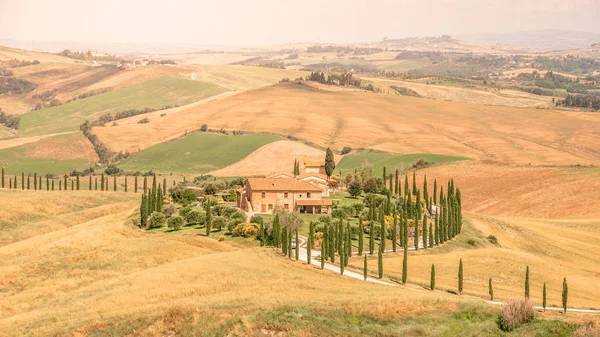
<box><xmin>457</xmin><ymin>30</ymin><xmax>600</xmax><ymax>51</ymax></box>
<box><xmin>0</xmin><ymin>191</ymin><xmax>583</xmax><ymax>336</ymax></box>
<box><xmin>94</xmin><ymin>82</ymin><xmax>600</xmax><ymax>166</ymax></box>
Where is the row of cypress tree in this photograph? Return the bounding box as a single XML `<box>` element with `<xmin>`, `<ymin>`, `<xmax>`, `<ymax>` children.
<box><xmin>139</xmin><ymin>175</ymin><xmax>165</xmax><ymax>228</ymax></box>
<box><xmin>1</xmin><ymin>167</ymin><xmax>168</xmax><ymax>194</ymax></box>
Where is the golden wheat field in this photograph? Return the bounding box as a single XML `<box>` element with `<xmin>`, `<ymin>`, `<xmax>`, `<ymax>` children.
<box><xmin>93</xmin><ymin>82</ymin><xmax>600</xmax><ymax>165</ymax></box>
<box><xmin>0</xmin><ymin>191</ymin><xmax>488</xmax><ymax>336</ymax></box>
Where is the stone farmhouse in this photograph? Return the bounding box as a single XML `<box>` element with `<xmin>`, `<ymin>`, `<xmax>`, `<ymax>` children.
<box><xmin>237</xmin><ymin>178</ymin><xmax>332</xmax><ymax>215</ymax></box>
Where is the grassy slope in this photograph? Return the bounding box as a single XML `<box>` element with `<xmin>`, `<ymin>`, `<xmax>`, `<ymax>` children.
<box><xmin>336</xmin><ymin>151</ymin><xmax>467</xmax><ymax>177</ymax></box>
<box><xmin>118</xmin><ymin>132</ymin><xmax>281</xmax><ymax>174</ymax></box>
<box><xmin>18</xmin><ymin>76</ymin><xmax>227</xmax><ymax>136</ymax></box>
<box><xmin>0</xmin><ymin>192</ymin><xmax>582</xmax><ymax>336</ymax></box>
<box><xmin>0</xmin><ymin>133</ymin><xmax>96</xmax><ymax>175</ymax></box>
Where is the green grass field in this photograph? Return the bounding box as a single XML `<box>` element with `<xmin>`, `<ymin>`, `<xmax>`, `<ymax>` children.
<box><xmin>0</xmin><ymin>134</ymin><xmax>94</xmax><ymax>175</ymax></box>
<box><xmin>384</xmin><ymin>60</ymin><xmax>430</xmax><ymax>71</ymax></box>
<box><xmin>118</xmin><ymin>132</ymin><xmax>280</xmax><ymax>174</ymax></box>
<box><xmin>336</xmin><ymin>151</ymin><xmax>467</xmax><ymax>177</ymax></box>
<box><xmin>18</xmin><ymin>76</ymin><xmax>227</xmax><ymax>137</ymax></box>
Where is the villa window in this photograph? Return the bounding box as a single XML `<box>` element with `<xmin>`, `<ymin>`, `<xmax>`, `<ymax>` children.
<box><xmin>284</xmin><ymin>192</ymin><xmax>289</xmax><ymax>198</ymax></box>
<box><xmin>307</xmin><ymin>192</ymin><xmax>311</xmax><ymax>198</ymax></box>
<box><xmin>261</xmin><ymin>192</ymin><xmax>266</xmax><ymax>198</ymax></box>
<box><xmin>268</xmin><ymin>204</ymin><xmax>273</xmax><ymax>210</ymax></box>
<box><xmin>284</xmin><ymin>204</ymin><xmax>289</xmax><ymax>210</ymax></box>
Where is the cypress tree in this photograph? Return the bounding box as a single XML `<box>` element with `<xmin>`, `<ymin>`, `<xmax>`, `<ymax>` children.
<box><xmin>34</xmin><ymin>173</ymin><xmax>37</xmax><ymax>190</ymax></box>
<box><xmin>489</xmin><ymin>278</ymin><xmax>494</xmax><ymax>301</ymax></box>
<box><xmin>525</xmin><ymin>266</ymin><xmax>530</xmax><ymax>299</ymax></box>
<box><xmin>125</xmin><ymin>176</ymin><xmax>128</xmax><ymax>192</ymax></box>
<box><xmin>282</xmin><ymin>227</ymin><xmax>288</xmax><ymax>255</ymax></box>
<box><xmin>398</xmin><ymin>211</ymin><xmax>404</xmax><ymax>245</ymax></box>
<box><xmin>562</xmin><ymin>277</ymin><xmax>568</xmax><ymax>313</ymax></box>
<box><xmin>101</xmin><ymin>174</ymin><xmax>105</xmax><ymax>191</ymax></box>
<box><xmin>402</xmin><ymin>241</ymin><xmax>408</xmax><ymax>284</ymax></box>
<box><xmin>429</xmin><ymin>223</ymin><xmax>434</xmax><ymax>248</ymax></box>
<box><xmin>95</xmin><ymin>178</ymin><xmax>98</xmax><ymax>190</ymax></box>
<box><xmin>403</xmin><ymin>213</ymin><xmax>408</xmax><ymax>247</ymax></box>
<box><xmin>295</xmin><ymin>229</ymin><xmax>299</xmax><ymax>261</ymax></box>
<box><xmin>414</xmin><ymin>214</ymin><xmax>419</xmax><ymax>250</ymax></box>
<box><xmin>392</xmin><ymin>211</ymin><xmax>397</xmax><ymax>252</ymax></box>
<box><xmin>59</xmin><ymin>180</ymin><xmax>62</xmax><ymax>190</ymax></box>
<box><xmin>307</xmin><ymin>222</ymin><xmax>313</xmax><ymax>264</ymax></box>
<box><xmin>395</xmin><ymin>169</ymin><xmax>399</xmax><ymax>195</ymax></box>
<box><xmin>71</xmin><ymin>179</ymin><xmax>74</xmax><ymax>190</ymax></box>
<box><xmin>163</xmin><ymin>177</ymin><xmax>167</xmax><ymax>195</ymax></box>
<box><xmin>143</xmin><ymin>176</ymin><xmax>147</xmax><ymax>192</ymax></box>
<box><xmin>340</xmin><ymin>227</ymin><xmax>345</xmax><ymax>275</ymax></box>
<box><xmin>369</xmin><ymin>219</ymin><xmax>375</xmax><ymax>255</ymax></box>
<box><xmin>113</xmin><ymin>175</ymin><xmax>117</xmax><ymax>191</ymax></box>
<box><xmin>382</xmin><ymin>166</ymin><xmax>386</xmax><ymax>190</ymax></box>
<box><xmin>27</xmin><ymin>174</ymin><xmax>30</xmax><ymax>190</ymax></box>
<box><xmin>404</xmin><ymin>175</ymin><xmax>409</xmax><ymax>196</ymax></box>
<box><xmin>324</xmin><ymin>148</ymin><xmax>335</xmax><ymax>179</ymax></box>
<box><xmin>322</xmin><ymin>223</ymin><xmax>328</xmax><ymax>261</ymax></box>
<box><xmin>273</xmin><ymin>214</ymin><xmax>280</xmax><ymax>248</ymax></box>
<box><xmin>14</xmin><ymin>175</ymin><xmax>17</xmax><ymax>189</ymax></box>
<box><xmin>134</xmin><ymin>176</ymin><xmax>138</xmax><ymax>193</ymax></box>
<box><xmin>51</xmin><ymin>179</ymin><xmax>54</xmax><ymax>190</ymax></box>
<box><xmin>363</xmin><ymin>255</ymin><xmax>368</xmax><ymax>280</ymax></box>
<box><xmin>377</xmin><ymin>246</ymin><xmax>383</xmax><ymax>279</ymax></box>
<box><xmin>458</xmin><ymin>259</ymin><xmax>464</xmax><ymax>294</ymax></box>
<box><xmin>157</xmin><ymin>184</ymin><xmax>163</xmax><ymax>210</ymax></box>
<box><xmin>329</xmin><ymin>223</ymin><xmax>335</xmax><ymax>263</ymax></box>
<box><xmin>423</xmin><ymin>174</ymin><xmax>428</xmax><ymax>208</ymax></box>
<box><xmin>422</xmin><ymin>216</ymin><xmax>427</xmax><ymax>249</ymax></box>
<box><xmin>430</xmin><ymin>264</ymin><xmax>436</xmax><ymax>290</ymax></box>
<box><xmin>64</xmin><ymin>174</ymin><xmax>67</xmax><ymax>191</ymax></box>
<box><xmin>1</xmin><ymin>167</ymin><xmax>4</xmax><ymax>189</ymax></box>
<box><xmin>259</xmin><ymin>221</ymin><xmax>265</xmax><ymax>247</ymax></box>
<box><xmin>412</xmin><ymin>171</ymin><xmax>416</xmax><ymax>195</ymax></box>
<box><xmin>205</xmin><ymin>201</ymin><xmax>212</xmax><ymax>236</ymax></box>
<box><xmin>542</xmin><ymin>282</ymin><xmax>547</xmax><ymax>311</ymax></box>
<box><xmin>38</xmin><ymin>175</ymin><xmax>41</xmax><ymax>190</ymax></box>
<box><xmin>433</xmin><ymin>179</ymin><xmax>437</xmax><ymax>205</ymax></box>
<box><xmin>358</xmin><ymin>216</ymin><xmax>364</xmax><ymax>255</ymax></box>
<box><xmin>21</xmin><ymin>172</ymin><xmax>24</xmax><ymax>190</ymax></box>
<box><xmin>346</xmin><ymin>222</ymin><xmax>351</xmax><ymax>261</ymax></box>
<box><xmin>89</xmin><ymin>176</ymin><xmax>92</xmax><ymax>190</ymax></box>
<box><xmin>380</xmin><ymin>209</ymin><xmax>386</xmax><ymax>252</ymax></box>
<box><xmin>288</xmin><ymin>229</ymin><xmax>292</xmax><ymax>259</ymax></box>
<box><xmin>140</xmin><ymin>192</ymin><xmax>146</xmax><ymax>227</ymax></box>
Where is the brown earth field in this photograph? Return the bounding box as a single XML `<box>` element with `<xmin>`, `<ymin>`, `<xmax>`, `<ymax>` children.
<box><xmin>93</xmin><ymin>82</ymin><xmax>600</xmax><ymax>166</ymax></box>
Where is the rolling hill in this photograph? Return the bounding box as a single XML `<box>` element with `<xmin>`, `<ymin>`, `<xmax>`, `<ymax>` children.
<box><xmin>93</xmin><ymin>81</ymin><xmax>600</xmax><ymax>166</ymax></box>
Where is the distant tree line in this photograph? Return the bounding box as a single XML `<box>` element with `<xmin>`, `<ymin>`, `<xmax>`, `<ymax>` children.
<box><xmin>556</xmin><ymin>94</ymin><xmax>600</xmax><ymax>110</ymax></box>
<box><xmin>0</xmin><ymin>109</ymin><xmax>20</xmax><ymax>129</ymax></box>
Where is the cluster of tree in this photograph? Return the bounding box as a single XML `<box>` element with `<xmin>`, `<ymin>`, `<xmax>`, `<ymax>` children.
<box><xmin>556</xmin><ymin>93</ymin><xmax>600</xmax><ymax>110</ymax></box>
<box><xmin>32</xmin><ymin>99</ymin><xmax>62</xmax><ymax>111</ymax></box>
<box><xmin>8</xmin><ymin>59</ymin><xmax>40</xmax><ymax>68</ymax></box>
<box><xmin>234</xmin><ymin>57</ymin><xmax>285</xmax><ymax>69</ymax></box>
<box><xmin>0</xmin><ymin>168</ymin><xmax>128</xmax><ymax>192</ymax></box>
<box><xmin>0</xmin><ymin>109</ymin><xmax>20</xmax><ymax>129</ymax></box>
<box><xmin>73</xmin><ymin>88</ymin><xmax>111</xmax><ymax>100</ymax></box>
<box><xmin>306</xmin><ymin>45</ymin><xmax>382</xmax><ymax>55</ymax></box>
<box><xmin>139</xmin><ymin>174</ymin><xmax>165</xmax><ymax>228</ymax></box>
<box><xmin>80</xmin><ymin>120</ymin><xmax>129</xmax><ymax>164</ymax></box>
<box><xmin>147</xmin><ymin>59</ymin><xmax>176</xmax><ymax>65</ymax></box>
<box><xmin>306</xmin><ymin>71</ymin><xmax>362</xmax><ymax>88</ymax></box>
<box><xmin>533</xmin><ymin>55</ymin><xmax>600</xmax><ymax>75</ymax></box>
<box><xmin>0</xmin><ymin>76</ymin><xmax>38</xmax><ymax>95</ymax></box>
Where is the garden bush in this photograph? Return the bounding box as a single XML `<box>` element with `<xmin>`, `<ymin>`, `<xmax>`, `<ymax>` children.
<box><xmin>148</xmin><ymin>212</ymin><xmax>166</xmax><ymax>228</ymax></box>
<box><xmin>497</xmin><ymin>299</ymin><xmax>535</xmax><ymax>332</ymax></box>
<box><xmin>167</xmin><ymin>215</ymin><xmax>184</xmax><ymax>231</ymax></box>
<box><xmin>232</xmin><ymin>223</ymin><xmax>260</xmax><ymax>238</ymax></box>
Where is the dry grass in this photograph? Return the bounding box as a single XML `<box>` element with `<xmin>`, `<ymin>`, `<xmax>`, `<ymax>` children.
<box><xmin>210</xmin><ymin>140</ymin><xmax>328</xmax><ymax>177</ymax></box>
<box><xmin>23</xmin><ymin>132</ymin><xmax>97</xmax><ymax>161</ymax></box>
<box><xmin>0</xmin><ymin>192</ymin><xmax>473</xmax><ymax>336</ymax></box>
<box><xmin>419</xmin><ymin>161</ymin><xmax>600</xmax><ymax>219</ymax></box>
<box><xmin>94</xmin><ymin>82</ymin><xmax>600</xmax><ymax>166</ymax></box>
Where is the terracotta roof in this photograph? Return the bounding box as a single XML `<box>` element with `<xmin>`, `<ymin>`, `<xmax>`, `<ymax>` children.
<box><xmin>296</xmin><ymin>172</ymin><xmax>327</xmax><ymax>180</ymax></box>
<box><xmin>247</xmin><ymin>178</ymin><xmax>321</xmax><ymax>192</ymax></box>
<box><xmin>296</xmin><ymin>199</ymin><xmax>333</xmax><ymax>206</ymax></box>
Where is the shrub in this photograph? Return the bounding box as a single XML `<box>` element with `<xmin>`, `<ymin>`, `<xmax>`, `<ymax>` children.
<box><xmin>104</xmin><ymin>164</ymin><xmax>121</xmax><ymax>175</ymax></box>
<box><xmin>138</xmin><ymin>117</ymin><xmax>150</xmax><ymax>124</ymax></box>
<box><xmin>167</xmin><ymin>215</ymin><xmax>184</xmax><ymax>230</ymax></box>
<box><xmin>185</xmin><ymin>209</ymin><xmax>205</xmax><ymax>226</ymax></box>
<box><xmin>466</xmin><ymin>238</ymin><xmax>477</xmax><ymax>246</ymax></box>
<box><xmin>162</xmin><ymin>203</ymin><xmax>179</xmax><ymax>217</ymax></box>
<box><xmin>232</xmin><ymin>223</ymin><xmax>260</xmax><ymax>237</ymax></box>
<box><xmin>179</xmin><ymin>206</ymin><xmax>192</xmax><ymax>218</ymax></box>
<box><xmin>488</xmin><ymin>235</ymin><xmax>499</xmax><ymax>245</ymax></box>
<box><xmin>497</xmin><ymin>299</ymin><xmax>535</xmax><ymax>332</ymax></box>
<box><xmin>148</xmin><ymin>212</ymin><xmax>167</xmax><ymax>228</ymax></box>
<box><xmin>200</xmin><ymin>124</ymin><xmax>208</xmax><ymax>132</ymax></box>
<box><xmin>341</xmin><ymin>146</ymin><xmax>352</xmax><ymax>155</ymax></box>
<box><xmin>213</xmin><ymin>216</ymin><xmax>227</xmax><ymax>231</ymax></box>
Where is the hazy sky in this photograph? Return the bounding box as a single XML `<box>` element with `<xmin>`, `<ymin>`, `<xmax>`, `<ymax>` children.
<box><xmin>1</xmin><ymin>0</ymin><xmax>599</xmax><ymax>46</ymax></box>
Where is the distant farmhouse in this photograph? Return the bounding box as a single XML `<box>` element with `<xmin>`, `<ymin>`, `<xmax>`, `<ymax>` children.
<box><xmin>237</xmin><ymin>157</ymin><xmax>332</xmax><ymax>214</ymax></box>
